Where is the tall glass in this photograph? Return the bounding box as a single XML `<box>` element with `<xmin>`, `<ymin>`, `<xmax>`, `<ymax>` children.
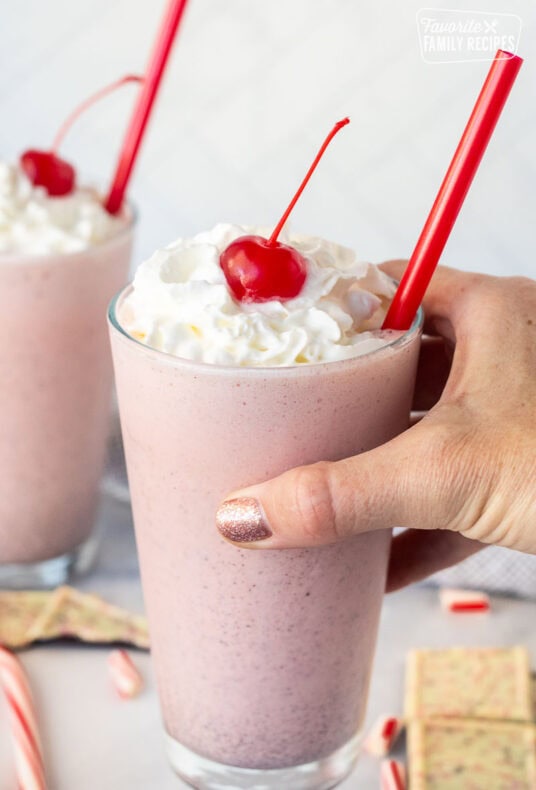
<box><xmin>0</xmin><ymin>219</ymin><xmax>134</xmax><ymax>588</ymax></box>
<box><xmin>110</xmin><ymin>287</ymin><xmax>422</xmax><ymax>790</ymax></box>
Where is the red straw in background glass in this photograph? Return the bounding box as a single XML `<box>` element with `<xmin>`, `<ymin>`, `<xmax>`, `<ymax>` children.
<box><xmin>104</xmin><ymin>0</ymin><xmax>190</xmax><ymax>215</ymax></box>
<box><xmin>382</xmin><ymin>50</ymin><xmax>523</xmax><ymax>331</ymax></box>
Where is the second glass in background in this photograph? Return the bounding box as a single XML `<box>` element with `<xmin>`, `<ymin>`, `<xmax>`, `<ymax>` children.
<box><xmin>0</xmin><ymin>218</ymin><xmax>134</xmax><ymax>588</ymax></box>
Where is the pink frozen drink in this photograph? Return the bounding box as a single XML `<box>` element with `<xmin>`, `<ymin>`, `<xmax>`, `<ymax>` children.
<box><xmin>0</xmin><ymin>162</ymin><xmax>133</xmax><ymax>587</ymax></box>
<box><xmin>110</xmin><ymin>224</ymin><xmax>422</xmax><ymax>788</ymax></box>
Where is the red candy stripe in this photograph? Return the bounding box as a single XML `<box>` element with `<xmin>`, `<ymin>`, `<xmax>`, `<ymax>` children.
<box><xmin>450</xmin><ymin>601</ymin><xmax>490</xmax><ymax>612</ymax></box>
<box><xmin>382</xmin><ymin>717</ymin><xmax>398</xmax><ymax>739</ymax></box>
<box><xmin>108</xmin><ymin>649</ymin><xmax>143</xmax><ymax>699</ymax></box>
<box><xmin>0</xmin><ymin>647</ymin><xmax>46</xmax><ymax>790</ymax></box>
<box><xmin>380</xmin><ymin>759</ymin><xmax>406</xmax><ymax>790</ymax></box>
<box><xmin>439</xmin><ymin>588</ymin><xmax>491</xmax><ymax>613</ymax></box>
<box><xmin>364</xmin><ymin>714</ymin><xmax>404</xmax><ymax>756</ymax></box>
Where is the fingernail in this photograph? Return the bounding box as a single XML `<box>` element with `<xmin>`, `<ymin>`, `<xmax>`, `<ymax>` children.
<box><xmin>216</xmin><ymin>497</ymin><xmax>272</xmax><ymax>544</ymax></box>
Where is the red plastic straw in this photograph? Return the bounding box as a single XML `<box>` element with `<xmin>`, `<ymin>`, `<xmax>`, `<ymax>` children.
<box><xmin>104</xmin><ymin>0</ymin><xmax>190</xmax><ymax>215</ymax></box>
<box><xmin>383</xmin><ymin>50</ymin><xmax>523</xmax><ymax>330</ymax></box>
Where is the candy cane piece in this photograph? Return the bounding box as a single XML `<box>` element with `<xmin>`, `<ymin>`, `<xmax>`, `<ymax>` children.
<box><xmin>380</xmin><ymin>759</ymin><xmax>406</xmax><ymax>790</ymax></box>
<box><xmin>0</xmin><ymin>646</ymin><xmax>46</xmax><ymax>790</ymax></box>
<box><xmin>439</xmin><ymin>588</ymin><xmax>490</xmax><ymax>613</ymax></box>
<box><xmin>108</xmin><ymin>649</ymin><xmax>143</xmax><ymax>699</ymax></box>
<box><xmin>364</xmin><ymin>714</ymin><xmax>404</xmax><ymax>756</ymax></box>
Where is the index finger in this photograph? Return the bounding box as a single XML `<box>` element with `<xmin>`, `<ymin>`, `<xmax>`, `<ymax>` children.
<box><xmin>379</xmin><ymin>260</ymin><xmax>478</xmax><ymax>341</ymax></box>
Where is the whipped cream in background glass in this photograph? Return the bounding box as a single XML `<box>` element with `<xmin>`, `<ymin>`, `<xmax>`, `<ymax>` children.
<box><xmin>120</xmin><ymin>223</ymin><xmax>398</xmax><ymax>366</ymax></box>
<box><xmin>0</xmin><ymin>161</ymin><xmax>125</xmax><ymax>255</ymax></box>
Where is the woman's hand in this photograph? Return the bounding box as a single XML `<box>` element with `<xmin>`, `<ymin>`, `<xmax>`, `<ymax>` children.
<box><xmin>216</xmin><ymin>263</ymin><xmax>536</xmax><ymax>591</ymax></box>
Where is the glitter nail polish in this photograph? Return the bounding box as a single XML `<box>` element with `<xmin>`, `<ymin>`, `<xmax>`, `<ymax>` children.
<box><xmin>216</xmin><ymin>497</ymin><xmax>272</xmax><ymax>543</ymax></box>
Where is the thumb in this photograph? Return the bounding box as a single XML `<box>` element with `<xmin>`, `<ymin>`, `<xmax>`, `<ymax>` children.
<box><xmin>215</xmin><ymin>421</ymin><xmax>460</xmax><ymax>548</ymax></box>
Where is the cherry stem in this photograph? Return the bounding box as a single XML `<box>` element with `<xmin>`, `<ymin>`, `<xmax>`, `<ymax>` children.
<box><xmin>50</xmin><ymin>74</ymin><xmax>144</xmax><ymax>154</ymax></box>
<box><xmin>268</xmin><ymin>117</ymin><xmax>350</xmax><ymax>246</ymax></box>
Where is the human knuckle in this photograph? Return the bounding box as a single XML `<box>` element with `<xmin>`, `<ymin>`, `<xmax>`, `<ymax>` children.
<box><xmin>289</xmin><ymin>462</ymin><xmax>338</xmax><ymax>543</ymax></box>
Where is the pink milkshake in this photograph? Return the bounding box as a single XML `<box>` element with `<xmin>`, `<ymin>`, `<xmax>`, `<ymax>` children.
<box><xmin>0</xmin><ymin>162</ymin><xmax>133</xmax><ymax>587</ymax></box>
<box><xmin>110</xmin><ymin>224</ymin><xmax>422</xmax><ymax>788</ymax></box>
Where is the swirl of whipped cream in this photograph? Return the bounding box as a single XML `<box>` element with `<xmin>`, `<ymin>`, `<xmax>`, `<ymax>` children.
<box><xmin>0</xmin><ymin>161</ymin><xmax>125</xmax><ymax>255</ymax></box>
<box><xmin>120</xmin><ymin>223</ymin><xmax>398</xmax><ymax>366</ymax></box>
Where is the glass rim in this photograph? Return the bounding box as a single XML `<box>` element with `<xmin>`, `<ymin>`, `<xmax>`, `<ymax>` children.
<box><xmin>108</xmin><ymin>282</ymin><xmax>424</xmax><ymax>376</ymax></box>
<box><xmin>0</xmin><ymin>199</ymin><xmax>137</xmax><ymax>266</ymax></box>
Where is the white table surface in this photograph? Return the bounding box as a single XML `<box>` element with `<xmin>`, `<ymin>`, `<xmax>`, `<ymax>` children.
<box><xmin>1</xmin><ymin>493</ymin><xmax>535</xmax><ymax>790</ymax></box>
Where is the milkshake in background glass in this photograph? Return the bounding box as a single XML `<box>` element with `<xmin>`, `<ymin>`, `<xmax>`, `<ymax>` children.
<box><xmin>0</xmin><ymin>162</ymin><xmax>134</xmax><ymax>588</ymax></box>
<box><xmin>110</xmin><ymin>223</ymin><xmax>422</xmax><ymax>789</ymax></box>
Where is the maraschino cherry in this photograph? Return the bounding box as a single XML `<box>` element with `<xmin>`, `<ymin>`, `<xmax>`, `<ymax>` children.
<box><xmin>20</xmin><ymin>150</ymin><xmax>75</xmax><ymax>197</ymax></box>
<box><xmin>220</xmin><ymin>117</ymin><xmax>350</xmax><ymax>303</ymax></box>
<box><xmin>19</xmin><ymin>75</ymin><xmax>141</xmax><ymax>199</ymax></box>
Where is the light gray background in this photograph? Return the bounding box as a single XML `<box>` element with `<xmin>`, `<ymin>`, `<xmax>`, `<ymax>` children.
<box><xmin>1</xmin><ymin>0</ymin><xmax>534</xmax><ymax>277</ymax></box>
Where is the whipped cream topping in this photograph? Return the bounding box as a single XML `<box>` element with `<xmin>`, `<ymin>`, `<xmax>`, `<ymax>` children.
<box><xmin>0</xmin><ymin>161</ymin><xmax>126</xmax><ymax>255</ymax></box>
<box><xmin>120</xmin><ymin>223</ymin><xmax>398</xmax><ymax>366</ymax></box>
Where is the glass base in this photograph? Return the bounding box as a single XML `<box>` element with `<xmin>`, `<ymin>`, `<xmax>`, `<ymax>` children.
<box><xmin>0</xmin><ymin>530</ymin><xmax>100</xmax><ymax>589</ymax></box>
<box><xmin>165</xmin><ymin>730</ymin><xmax>362</xmax><ymax>790</ymax></box>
